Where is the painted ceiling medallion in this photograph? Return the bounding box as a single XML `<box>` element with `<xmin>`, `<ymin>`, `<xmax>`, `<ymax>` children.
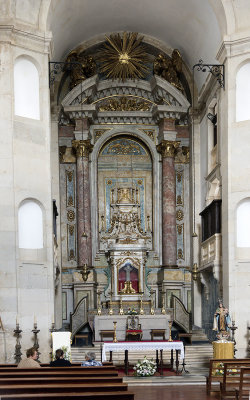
<box><xmin>98</xmin><ymin>32</ymin><xmax>150</xmax><ymax>81</ymax></box>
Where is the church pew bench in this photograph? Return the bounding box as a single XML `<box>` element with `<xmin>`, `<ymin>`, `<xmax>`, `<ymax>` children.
<box><xmin>0</xmin><ymin>376</ymin><xmax>123</xmax><ymax>385</ymax></box>
<box><xmin>206</xmin><ymin>359</ymin><xmax>250</xmax><ymax>395</ymax></box>
<box><xmin>0</xmin><ymin>392</ymin><xmax>135</xmax><ymax>400</ymax></box>
<box><xmin>235</xmin><ymin>367</ymin><xmax>250</xmax><ymax>400</ymax></box>
<box><xmin>0</xmin><ymin>370</ymin><xmax>119</xmax><ymax>378</ymax></box>
<box><xmin>0</xmin><ymin>365</ymin><xmax>116</xmax><ymax>374</ymax></box>
<box><xmin>0</xmin><ymin>382</ymin><xmax>129</xmax><ymax>395</ymax></box>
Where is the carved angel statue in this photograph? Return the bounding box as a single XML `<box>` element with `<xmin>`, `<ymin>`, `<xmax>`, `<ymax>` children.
<box><xmin>154</xmin><ymin>49</ymin><xmax>184</xmax><ymax>93</ymax></box>
<box><xmin>65</xmin><ymin>50</ymin><xmax>96</xmax><ymax>89</ymax></box>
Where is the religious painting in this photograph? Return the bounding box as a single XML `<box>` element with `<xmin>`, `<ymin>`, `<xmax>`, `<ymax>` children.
<box><xmin>118</xmin><ymin>261</ymin><xmax>139</xmax><ymax>293</ymax></box>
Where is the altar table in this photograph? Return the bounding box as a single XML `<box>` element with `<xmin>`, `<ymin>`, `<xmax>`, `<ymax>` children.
<box><xmin>102</xmin><ymin>341</ymin><xmax>185</xmax><ymax>375</ymax></box>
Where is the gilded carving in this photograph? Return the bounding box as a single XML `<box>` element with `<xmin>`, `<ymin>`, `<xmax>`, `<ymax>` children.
<box><xmin>67</xmin><ymin>171</ymin><xmax>73</xmax><ymax>182</ymax></box>
<box><xmin>177</xmin><ymin>224</ymin><xmax>183</xmax><ymax>235</ymax></box>
<box><xmin>142</xmin><ymin>130</ymin><xmax>155</xmax><ymax>142</ymax></box>
<box><xmin>176</xmin><ymin>172</ymin><xmax>182</xmax><ymax>182</ymax></box>
<box><xmin>67</xmin><ymin>195</ymin><xmax>74</xmax><ymax>207</ymax></box>
<box><xmin>59</xmin><ymin>146</ymin><xmax>67</xmax><ymax>163</ymax></box>
<box><xmin>94</xmin><ymin>129</ymin><xmax>111</xmax><ymax>142</ymax></box>
<box><xmin>69</xmin><ymin>249</ymin><xmax>75</xmax><ymax>260</ymax></box>
<box><xmin>176</xmin><ymin>209</ymin><xmax>184</xmax><ymax>221</ymax></box>
<box><xmin>177</xmin><ymin>195</ymin><xmax>182</xmax><ymax>205</ymax></box>
<box><xmin>106</xmin><ymin>140</ymin><xmax>143</xmax><ymax>155</ymax></box>
<box><xmin>98</xmin><ymin>96</ymin><xmax>150</xmax><ymax>112</ymax></box>
<box><xmin>154</xmin><ymin>50</ymin><xmax>184</xmax><ymax>93</ymax></box>
<box><xmin>157</xmin><ymin>140</ymin><xmax>180</xmax><ymax>158</ymax></box>
<box><xmin>67</xmin><ymin>210</ymin><xmax>75</xmax><ymax>222</ymax></box>
<box><xmin>69</xmin><ymin>225</ymin><xmax>74</xmax><ymax>235</ymax></box>
<box><xmin>65</xmin><ymin>50</ymin><xmax>96</xmax><ymax>90</ymax></box>
<box><xmin>98</xmin><ymin>32</ymin><xmax>150</xmax><ymax>80</ymax></box>
<box><xmin>175</xmin><ymin>146</ymin><xmax>190</xmax><ymax>164</ymax></box>
<box><xmin>72</xmin><ymin>139</ymin><xmax>93</xmax><ymax>158</ymax></box>
<box><xmin>177</xmin><ymin>248</ymin><xmax>184</xmax><ymax>260</ymax></box>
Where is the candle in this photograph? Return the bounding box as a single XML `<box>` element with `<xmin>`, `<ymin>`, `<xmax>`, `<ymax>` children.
<box><xmin>232</xmin><ymin>312</ymin><xmax>235</xmax><ymax>322</ymax></box>
<box><xmin>34</xmin><ymin>315</ymin><xmax>37</xmax><ymax>324</ymax></box>
<box><xmin>52</xmin><ymin>316</ymin><xmax>54</xmax><ymax>325</ymax></box>
<box><xmin>16</xmin><ymin>315</ymin><xmax>19</xmax><ymax>325</ymax></box>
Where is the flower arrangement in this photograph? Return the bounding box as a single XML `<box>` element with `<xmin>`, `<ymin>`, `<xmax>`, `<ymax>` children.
<box><xmin>214</xmin><ymin>362</ymin><xmax>238</xmax><ymax>376</ymax></box>
<box><xmin>126</xmin><ymin>307</ymin><xmax>138</xmax><ymax>315</ymax></box>
<box><xmin>133</xmin><ymin>356</ymin><xmax>157</xmax><ymax>377</ymax></box>
<box><xmin>214</xmin><ymin>362</ymin><xmax>224</xmax><ymax>376</ymax></box>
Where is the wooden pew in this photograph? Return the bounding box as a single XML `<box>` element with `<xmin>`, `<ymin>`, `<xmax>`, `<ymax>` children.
<box><xmin>206</xmin><ymin>359</ymin><xmax>250</xmax><ymax>395</ymax></box>
<box><xmin>0</xmin><ymin>371</ymin><xmax>119</xmax><ymax>379</ymax></box>
<box><xmin>220</xmin><ymin>361</ymin><xmax>250</xmax><ymax>399</ymax></box>
<box><xmin>0</xmin><ymin>392</ymin><xmax>135</xmax><ymax>400</ymax></box>
<box><xmin>0</xmin><ymin>382</ymin><xmax>129</xmax><ymax>395</ymax></box>
<box><xmin>235</xmin><ymin>367</ymin><xmax>250</xmax><ymax>400</ymax></box>
<box><xmin>0</xmin><ymin>376</ymin><xmax>123</xmax><ymax>385</ymax></box>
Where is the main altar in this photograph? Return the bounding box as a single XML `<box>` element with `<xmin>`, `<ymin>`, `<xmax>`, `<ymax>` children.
<box><xmin>58</xmin><ymin>33</ymin><xmax>192</xmax><ymax>340</ymax></box>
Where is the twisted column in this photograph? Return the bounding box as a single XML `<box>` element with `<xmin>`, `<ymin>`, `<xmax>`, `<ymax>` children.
<box><xmin>72</xmin><ymin>139</ymin><xmax>93</xmax><ymax>266</ymax></box>
<box><xmin>157</xmin><ymin>140</ymin><xmax>179</xmax><ymax>266</ymax></box>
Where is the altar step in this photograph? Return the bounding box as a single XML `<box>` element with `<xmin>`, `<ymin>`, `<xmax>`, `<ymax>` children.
<box><xmin>71</xmin><ymin>342</ymin><xmax>213</xmax><ymax>375</ymax></box>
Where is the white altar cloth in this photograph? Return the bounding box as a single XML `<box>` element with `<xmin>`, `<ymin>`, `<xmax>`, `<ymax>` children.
<box><xmin>102</xmin><ymin>341</ymin><xmax>184</xmax><ymax>361</ymax></box>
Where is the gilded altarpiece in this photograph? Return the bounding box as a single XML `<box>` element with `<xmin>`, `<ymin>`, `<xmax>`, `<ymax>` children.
<box><xmin>98</xmin><ymin>137</ymin><xmax>152</xmax><ymax>299</ymax></box>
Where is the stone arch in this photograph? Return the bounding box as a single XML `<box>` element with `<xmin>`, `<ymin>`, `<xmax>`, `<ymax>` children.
<box><xmin>90</xmin><ymin>127</ymin><xmax>161</xmax><ymax>262</ymax></box>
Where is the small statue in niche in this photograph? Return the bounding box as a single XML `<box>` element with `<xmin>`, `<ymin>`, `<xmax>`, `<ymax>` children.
<box><xmin>154</xmin><ymin>49</ymin><xmax>184</xmax><ymax>94</ymax></box>
<box><xmin>213</xmin><ymin>299</ymin><xmax>231</xmax><ymax>339</ymax></box>
<box><xmin>65</xmin><ymin>50</ymin><xmax>96</xmax><ymax>90</ymax></box>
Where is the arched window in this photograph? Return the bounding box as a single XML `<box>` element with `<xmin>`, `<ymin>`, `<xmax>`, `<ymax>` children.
<box><xmin>14</xmin><ymin>57</ymin><xmax>40</xmax><ymax>120</ymax></box>
<box><xmin>236</xmin><ymin>200</ymin><xmax>250</xmax><ymax>247</ymax></box>
<box><xmin>236</xmin><ymin>63</ymin><xmax>250</xmax><ymax>122</ymax></box>
<box><xmin>18</xmin><ymin>201</ymin><xmax>43</xmax><ymax>249</ymax></box>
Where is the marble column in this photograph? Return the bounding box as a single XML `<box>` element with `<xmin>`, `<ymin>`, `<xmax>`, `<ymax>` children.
<box><xmin>157</xmin><ymin>140</ymin><xmax>179</xmax><ymax>267</ymax></box>
<box><xmin>72</xmin><ymin>139</ymin><xmax>93</xmax><ymax>266</ymax></box>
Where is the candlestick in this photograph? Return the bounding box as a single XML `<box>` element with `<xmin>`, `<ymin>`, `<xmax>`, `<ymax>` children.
<box><xmin>97</xmin><ymin>290</ymin><xmax>102</xmax><ymax>316</ymax></box>
<box><xmin>119</xmin><ymin>297</ymin><xmax>124</xmax><ymax>315</ymax></box>
<box><xmin>150</xmin><ymin>290</ymin><xmax>155</xmax><ymax>315</ymax></box>
<box><xmin>32</xmin><ymin>322</ymin><xmax>40</xmax><ymax>362</ymax></box>
<box><xmin>14</xmin><ymin>324</ymin><xmax>22</xmax><ymax>364</ymax></box>
<box><xmin>139</xmin><ymin>294</ymin><xmax>144</xmax><ymax>315</ymax></box>
<box><xmin>168</xmin><ymin>320</ymin><xmax>173</xmax><ymax>342</ymax></box>
<box><xmin>113</xmin><ymin>321</ymin><xmax>118</xmax><ymax>343</ymax></box>
<box><xmin>108</xmin><ymin>292</ymin><xmax>113</xmax><ymax>315</ymax></box>
<box><xmin>161</xmin><ymin>292</ymin><xmax>166</xmax><ymax>315</ymax></box>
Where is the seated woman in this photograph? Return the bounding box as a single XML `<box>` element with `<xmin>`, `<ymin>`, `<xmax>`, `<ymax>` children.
<box><xmin>81</xmin><ymin>351</ymin><xmax>102</xmax><ymax>366</ymax></box>
<box><xmin>50</xmin><ymin>348</ymin><xmax>71</xmax><ymax>367</ymax></box>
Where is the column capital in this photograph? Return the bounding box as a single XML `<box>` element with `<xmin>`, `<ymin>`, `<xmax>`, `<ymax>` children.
<box><xmin>157</xmin><ymin>140</ymin><xmax>180</xmax><ymax>158</ymax></box>
<box><xmin>72</xmin><ymin>139</ymin><xmax>93</xmax><ymax>158</ymax></box>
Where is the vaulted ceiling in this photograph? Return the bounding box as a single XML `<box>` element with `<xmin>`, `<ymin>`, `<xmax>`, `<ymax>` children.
<box><xmin>47</xmin><ymin>0</ymin><xmax>222</xmax><ymax>71</ymax></box>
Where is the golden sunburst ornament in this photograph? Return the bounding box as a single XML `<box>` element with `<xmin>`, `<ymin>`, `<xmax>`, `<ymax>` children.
<box><xmin>98</xmin><ymin>32</ymin><xmax>150</xmax><ymax>81</ymax></box>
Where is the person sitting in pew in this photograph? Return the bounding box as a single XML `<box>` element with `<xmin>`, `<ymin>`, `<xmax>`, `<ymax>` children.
<box><xmin>18</xmin><ymin>347</ymin><xmax>41</xmax><ymax>368</ymax></box>
<box><xmin>81</xmin><ymin>351</ymin><xmax>102</xmax><ymax>366</ymax></box>
<box><xmin>50</xmin><ymin>348</ymin><xmax>72</xmax><ymax>367</ymax></box>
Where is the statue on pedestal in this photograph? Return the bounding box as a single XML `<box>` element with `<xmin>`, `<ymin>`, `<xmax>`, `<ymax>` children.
<box><xmin>213</xmin><ymin>300</ymin><xmax>231</xmax><ymax>340</ymax></box>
